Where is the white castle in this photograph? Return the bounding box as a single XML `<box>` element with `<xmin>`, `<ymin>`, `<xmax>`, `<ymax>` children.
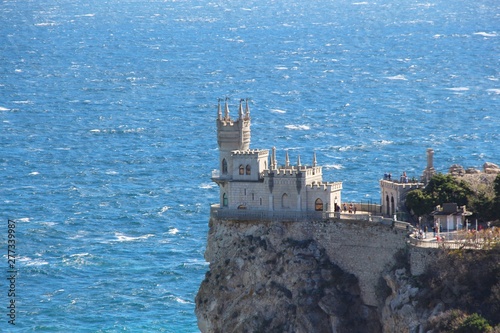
<box><xmin>211</xmin><ymin>99</ymin><xmax>343</xmax><ymax>220</ymax></box>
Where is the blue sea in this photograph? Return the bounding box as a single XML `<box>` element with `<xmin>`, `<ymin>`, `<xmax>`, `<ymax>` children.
<box><xmin>1</xmin><ymin>0</ymin><xmax>498</xmax><ymax>331</ymax></box>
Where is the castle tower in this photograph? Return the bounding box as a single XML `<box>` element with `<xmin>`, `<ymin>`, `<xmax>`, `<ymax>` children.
<box><xmin>421</xmin><ymin>148</ymin><xmax>435</xmax><ymax>185</ymax></box>
<box><xmin>216</xmin><ymin>98</ymin><xmax>251</xmax><ymax>179</ymax></box>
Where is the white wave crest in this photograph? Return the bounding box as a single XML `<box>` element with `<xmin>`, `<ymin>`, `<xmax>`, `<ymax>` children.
<box><xmin>324</xmin><ymin>164</ymin><xmax>344</xmax><ymax>170</ymax></box>
<box><xmin>446</xmin><ymin>87</ymin><xmax>469</xmax><ymax>91</ymax></box>
<box><xmin>285</xmin><ymin>124</ymin><xmax>310</xmax><ymax>130</ymax></box>
<box><xmin>270</xmin><ymin>109</ymin><xmax>286</xmax><ymax>114</ymax></box>
<box><xmin>386</xmin><ymin>75</ymin><xmax>407</xmax><ymax>80</ymax></box>
<box><xmin>474</xmin><ymin>32</ymin><xmax>497</xmax><ymax>37</ymax></box>
<box><xmin>19</xmin><ymin>256</ymin><xmax>48</xmax><ymax>266</ymax></box>
<box><xmin>159</xmin><ymin>206</ymin><xmax>170</xmax><ymax>214</ymax></box>
<box><xmin>34</xmin><ymin>22</ymin><xmax>57</xmax><ymax>27</ymax></box>
<box><xmin>168</xmin><ymin>228</ymin><xmax>179</xmax><ymax>235</ymax></box>
<box><xmin>114</xmin><ymin>232</ymin><xmax>155</xmax><ymax>242</ymax></box>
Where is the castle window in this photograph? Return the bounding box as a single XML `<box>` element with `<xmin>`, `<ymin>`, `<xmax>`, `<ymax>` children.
<box><xmin>391</xmin><ymin>196</ymin><xmax>395</xmax><ymax>216</ymax></box>
<box><xmin>223</xmin><ymin>193</ymin><xmax>228</xmax><ymax>207</ymax></box>
<box><xmin>260</xmin><ymin>198</ymin><xmax>262</xmax><ymax>206</ymax></box>
<box><xmin>281</xmin><ymin>193</ymin><xmax>289</xmax><ymax>208</ymax></box>
<box><xmin>315</xmin><ymin>198</ymin><xmax>323</xmax><ymax>211</ymax></box>
<box><xmin>222</xmin><ymin>159</ymin><xmax>228</xmax><ymax>174</ymax></box>
<box><xmin>246</xmin><ymin>164</ymin><xmax>251</xmax><ymax>175</ymax></box>
<box><xmin>239</xmin><ymin>165</ymin><xmax>244</xmax><ymax>175</ymax></box>
<box><xmin>252</xmin><ymin>193</ymin><xmax>255</xmax><ymax>201</ymax></box>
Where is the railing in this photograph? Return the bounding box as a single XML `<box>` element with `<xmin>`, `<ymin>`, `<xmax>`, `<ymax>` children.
<box><xmin>210</xmin><ymin>205</ymin><xmax>325</xmax><ymax>222</ymax></box>
<box><xmin>408</xmin><ymin>230</ymin><xmax>500</xmax><ymax>250</ymax></box>
<box><xmin>211</xmin><ymin>205</ymin><xmax>384</xmax><ymax>223</ymax></box>
<box><xmin>409</xmin><ymin>237</ymin><xmax>485</xmax><ymax>250</ymax></box>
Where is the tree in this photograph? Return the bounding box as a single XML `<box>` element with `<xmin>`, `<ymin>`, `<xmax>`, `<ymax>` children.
<box><xmin>494</xmin><ymin>174</ymin><xmax>500</xmax><ymax>199</ymax></box>
<box><xmin>406</xmin><ymin>174</ymin><xmax>472</xmax><ymax>217</ymax></box>
<box><xmin>406</xmin><ymin>190</ymin><xmax>433</xmax><ymax>217</ymax></box>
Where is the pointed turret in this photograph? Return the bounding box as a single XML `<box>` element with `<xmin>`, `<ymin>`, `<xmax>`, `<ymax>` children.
<box><xmin>224</xmin><ymin>97</ymin><xmax>230</xmax><ymax>120</ymax></box>
<box><xmin>245</xmin><ymin>98</ymin><xmax>250</xmax><ymax>119</ymax></box>
<box><xmin>313</xmin><ymin>151</ymin><xmax>317</xmax><ymax>167</ymax></box>
<box><xmin>239</xmin><ymin>99</ymin><xmax>244</xmax><ymax>119</ymax></box>
<box><xmin>217</xmin><ymin>98</ymin><xmax>222</xmax><ymax>120</ymax></box>
<box><xmin>271</xmin><ymin>147</ymin><xmax>277</xmax><ymax>170</ymax></box>
<box><xmin>297</xmin><ymin>155</ymin><xmax>301</xmax><ymax>167</ymax></box>
<box><xmin>285</xmin><ymin>150</ymin><xmax>290</xmax><ymax>167</ymax></box>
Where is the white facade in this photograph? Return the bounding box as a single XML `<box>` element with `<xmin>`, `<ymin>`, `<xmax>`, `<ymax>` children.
<box><xmin>212</xmin><ymin>99</ymin><xmax>342</xmax><ymax>216</ymax></box>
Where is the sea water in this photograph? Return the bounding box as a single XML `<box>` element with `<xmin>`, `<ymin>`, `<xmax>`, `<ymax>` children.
<box><xmin>0</xmin><ymin>0</ymin><xmax>498</xmax><ymax>331</ymax></box>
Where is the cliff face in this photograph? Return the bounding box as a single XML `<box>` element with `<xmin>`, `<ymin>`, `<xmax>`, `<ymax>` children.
<box><xmin>196</xmin><ymin>218</ymin><xmax>500</xmax><ymax>332</ymax></box>
<box><xmin>196</xmin><ymin>219</ymin><xmax>381</xmax><ymax>332</ymax></box>
<box><xmin>195</xmin><ymin>218</ymin><xmax>429</xmax><ymax>333</ymax></box>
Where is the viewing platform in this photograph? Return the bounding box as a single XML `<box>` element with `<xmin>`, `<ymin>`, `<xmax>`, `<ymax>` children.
<box><xmin>210</xmin><ymin>204</ymin><xmax>410</xmax><ymax>229</ymax></box>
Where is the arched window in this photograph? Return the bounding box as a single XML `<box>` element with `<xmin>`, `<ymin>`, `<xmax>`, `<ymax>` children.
<box><xmin>386</xmin><ymin>195</ymin><xmax>390</xmax><ymax>215</ymax></box>
<box><xmin>223</xmin><ymin>193</ymin><xmax>228</xmax><ymax>207</ymax></box>
<box><xmin>246</xmin><ymin>164</ymin><xmax>251</xmax><ymax>175</ymax></box>
<box><xmin>391</xmin><ymin>196</ymin><xmax>395</xmax><ymax>216</ymax></box>
<box><xmin>281</xmin><ymin>193</ymin><xmax>289</xmax><ymax>208</ymax></box>
<box><xmin>222</xmin><ymin>159</ymin><xmax>228</xmax><ymax>174</ymax></box>
<box><xmin>239</xmin><ymin>165</ymin><xmax>244</xmax><ymax>175</ymax></box>
<box><xmin>315</xmin><ymin>198</ymin><xmax>323</xmax><ymax>211</ymax></box>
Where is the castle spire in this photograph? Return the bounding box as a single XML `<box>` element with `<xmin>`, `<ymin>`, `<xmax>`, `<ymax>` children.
<box><xmin>217</xmin><ymin>98</ymin><xmax>222</xmax><ymax>120</ymax></box>
<box><xmin>285</xmin><ymin>150</ymin><xmax>290</xmax><ymax>167</ymax></box>
<box><xmin>239</xmin><ymin>99</ymin><xmax>244</xmax><ymax>119</ymax></box>
<box><xmin>224</xmin><ymin>97</ymin><xmax>230</xmax><ymax>120</ymax></box>
<box><xmin>313</xmin><ymin>151</ymin><xmax>317</xmax><ymax>167</ymax></box>
<box><xmin>271</xmin><ymin>147</ymin><xmax>277</xmax><ymax>170</ymax></box>
<box><xmin>297</xmin><ymin>154</ymin><xmax>301</xmax><ymax>167</ymax></box>
<box><xmin>245</xmin><ymin>98</ymin><xmax>250</xmax><ymax>119</ymax></box>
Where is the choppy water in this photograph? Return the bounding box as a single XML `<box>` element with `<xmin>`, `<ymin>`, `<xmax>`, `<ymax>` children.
<box><xmin>1</xmin><ymin>0</ymin><xmax>498</xmax><ymax>331</ymax></box>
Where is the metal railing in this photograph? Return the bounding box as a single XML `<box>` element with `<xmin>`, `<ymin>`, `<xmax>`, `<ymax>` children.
<box><xmin>210</xmin><ymin>205</ymin><xmax>386</xmax><ymax>223</ymax></box>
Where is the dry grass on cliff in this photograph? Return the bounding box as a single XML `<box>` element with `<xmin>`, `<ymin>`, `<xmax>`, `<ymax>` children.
<box><xmin>457</xmin><ymin>173</ymin><xmax>498</xmax><ymax>199</ymax></box>
<box><xmin>419</xmin><ymin>244</ymin><xmax>500</xmax><ymax>329</ymax></box>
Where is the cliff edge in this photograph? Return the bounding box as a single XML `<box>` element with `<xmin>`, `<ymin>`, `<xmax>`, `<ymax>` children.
<box><xmin>196</xmin><ymin>217</ymin><xmax>423</xmax><ymax>333</ymax></box>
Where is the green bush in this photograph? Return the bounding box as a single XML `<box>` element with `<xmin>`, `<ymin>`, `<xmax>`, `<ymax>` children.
<box><xmin>458</xmin><ymin>313</ymin><xmax>492</xmax><ymax>333</ymax></box>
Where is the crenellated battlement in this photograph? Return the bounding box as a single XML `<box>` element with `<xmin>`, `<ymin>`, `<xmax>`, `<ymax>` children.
<box><xmin>232</xmin><ymin>149</ymin><xmax>268</xmax><ymax>156</ymax></box>
<box><xmin>306</xmin><ymin>181</ymin><xmax>343</xmax><ymax>191</ymax></box>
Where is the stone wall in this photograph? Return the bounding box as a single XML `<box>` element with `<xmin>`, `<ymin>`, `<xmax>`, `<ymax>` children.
<box><xmin>203</xmin><ymin>218</ymin><xmax>410</xmax><ymax>308</ymax></box>
<box><xmin>196</xmin><ymin>217</ymin><xmax>463</xmax><ymax>332</ymax></box>
<box><xmin>409</xmin><ymin>246</ymin><xmax>438</xmax><ymax>276</ymax></box>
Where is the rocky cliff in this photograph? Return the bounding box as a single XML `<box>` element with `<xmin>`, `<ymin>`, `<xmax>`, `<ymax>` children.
<box><xmin>195</xmin><ymin>217</ymin><xmax>499</xmax><ymax>332</ymax></box>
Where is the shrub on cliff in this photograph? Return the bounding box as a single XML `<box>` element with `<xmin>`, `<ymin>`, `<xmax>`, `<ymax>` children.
<box><xmin>419</xmin><ymin>244</ymin><xmax>500</xmax><ymax>327</ymax></box>
<box><xmin>429</xmin><ymin>310</ymin><xmax>495</xmax><ymax>333</ymax></box>
<box><xmin>458</xmin><ymin>313</ymin><xmax>493</xmax><ymax>333</ymax></box>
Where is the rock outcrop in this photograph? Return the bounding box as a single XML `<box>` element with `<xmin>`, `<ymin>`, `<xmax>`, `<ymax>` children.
<box><xmin>196</xmin><ymin>217</ymin><xmax>500</xmax><ymax>332</ymax></box>
<box><xmin>196</xmin><ymin>219</ymin><xmax>384</xmax><ymax>333</ymax></box>
<box><xmin>484</xmin><ymin>162</ymin><xmax>500</xmax><ymax>174</ymax></box>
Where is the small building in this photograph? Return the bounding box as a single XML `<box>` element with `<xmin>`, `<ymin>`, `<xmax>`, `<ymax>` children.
<box><xmin>432</xmin><ymin>203</ymin><xmax>472</xmax><ymax>231</ymax></box>
<box><xmin>380</xmin><ymin>175</ymin><xmax>423</xmax><ymax>219</ymax></box>
<box><xmin>211</xmin><ymin>99</ymin><xmax>342</xmax><ymax>220</ymax></box>
<box><xmin>379</xmin><ymin>148</ymin><xmax>435</xmax><ymax>219</ymax></box>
